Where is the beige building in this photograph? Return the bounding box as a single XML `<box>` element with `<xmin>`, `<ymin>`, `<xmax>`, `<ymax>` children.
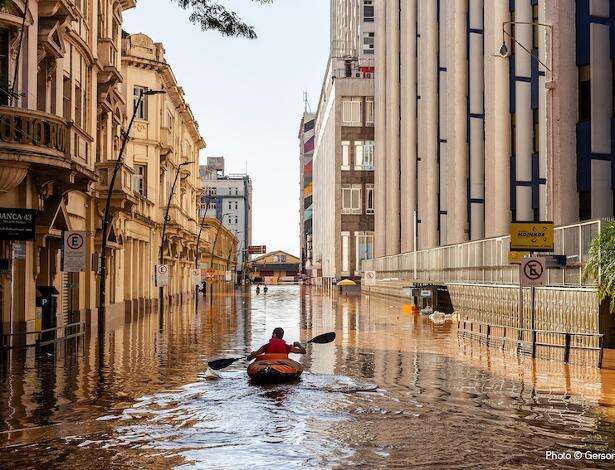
<box><xmin>374</xmin><ymin>0</ymin><xmax>613</xmax><ymax>255</ymax></box>
<box><xmin>0</xmin><ymin>2</ymin><xmax>234</xmax><ymax>348</ymax></box>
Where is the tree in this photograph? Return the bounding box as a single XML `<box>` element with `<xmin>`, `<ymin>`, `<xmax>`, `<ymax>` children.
<box><xmin>583</xmin><ymin>221</ymin><xmax>615</xmax><ymax>312</ymax></box>
<box><xmin>173</xmin><ymin>0</ymin><xmax>272</xmax><ymax>38</ymax></box>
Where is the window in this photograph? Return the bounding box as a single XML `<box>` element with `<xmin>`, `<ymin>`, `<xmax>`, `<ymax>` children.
<box><xmin>74</xmin><ymin>83</ymin><xmax>82</xmax><ymax>128</ymax></box>
<box><xmin>366</xmin><ymin>184</ymin><xmax>374</xmax><ymax>214</ymax></box>
<box><xmin>235</xmin><ymin>201</ymin><xmax>239</xmax><ymax>210</ymax></box>
<box><xmin>133</xmin><ymin>86</ymin><xmax>147</xmax><ymax>119</ymax></box>
<box><xmin>228</xmin><ymin>201</ymin><xmax>233</xmax><ymax>210</ymax></box>
<box><xmin>578</xmin><ymin>65</ymin><xmax>590</xmax><ymax>123</ymax></box>
<box><xmin>63</xmin><ymin>76</ymin><xmax>71</xmax><ymax>120</ymax></box>
<box><xmin>342</xmin><ymin>98</ymin><xmax>362</xmax><ymax>125</ymax></box>
<box><xmin>363</xmin><ymin>1</ymin><xmax>374</xmax><ymax>22</ymax></box>
<box><xmin>234</xmin><ymin>216</ymin><xmax>238</xmax><ymax>224</ymax></box>
<box><xmin>135</xmin><ymin>164</ymin><xmax>147</xmax><ymax>196</ymax></box>
<box><xmin>354</xmin><ymin>141</ymin><xmax>374</xmax><ymax>170</ymax></box>
<box><xmin>366</xmin><ymin>98</ymin><xmax>374</xmax><ymax>125</ymax></box>
<box><xmin>355</xmin><ymin>232</ymin><xmax>374</xmax><ymax>272</ymax></box>
<box><xmin>341</xmin><ymin>232</ymin><xmax>350</xmax><ymax>273</ymax></box>
<box><xmin>342</xmin><ymin>185</ymin><xmax>362</xmax><ymax>214</ymax></box>
<box><xmin>342</xmin><ymin>141</ymin><xmax>351</xmax><ymax>170</ymax></box>
<box><xmin>363</xmin><ymin>32</ymin><xmax>375</xmax><ymax>55</ymax></box>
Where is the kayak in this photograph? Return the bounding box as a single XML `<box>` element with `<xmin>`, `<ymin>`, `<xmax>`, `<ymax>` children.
<box><xmin>247</xmin><ymin>353</ymin><xmax>304</xmax><ymax>384</ymax></box>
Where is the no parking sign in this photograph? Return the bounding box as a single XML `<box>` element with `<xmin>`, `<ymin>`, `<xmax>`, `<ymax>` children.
<box><xmin>63</xmin><ymin>231</ymin><xmax>87</xmax><ymax>272</ymax></box>
<box><xmin>155</xmin><ymin>264</ymin><xmax>169</xmax><ymax>287</ymax></box>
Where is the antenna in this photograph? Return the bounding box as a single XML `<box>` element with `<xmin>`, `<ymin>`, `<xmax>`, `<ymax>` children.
<box><xmin>303</xmin><ymin>91</ymin><xmax>312</xmax><ymax>113</ymax></box>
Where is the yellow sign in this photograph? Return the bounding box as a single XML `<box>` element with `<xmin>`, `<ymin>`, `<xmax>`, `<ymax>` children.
<box><xmin>508</xmin><ymin>251</ymin><xmax>530</xmax><ymax>265</ymax></box>
<box><xmin>510</xmin><ymin>222</ymin><xmax>554</xmax><ymax>252</ymax></box>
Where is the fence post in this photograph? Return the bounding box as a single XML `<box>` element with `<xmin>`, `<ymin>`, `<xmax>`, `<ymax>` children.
<box><xmin>563</xmin><ymin>333</ymin><xmax>571</xmax><ymax>364</ymax></box>
<box><xmin>598</xmin><ymin>335</ymin><xmax>604</xmax><ymax>368</ymax></box>
<box><xmin>532</xmin><ymin>329</ymin><xmax>537</xmax><ymax>358</ymax></box>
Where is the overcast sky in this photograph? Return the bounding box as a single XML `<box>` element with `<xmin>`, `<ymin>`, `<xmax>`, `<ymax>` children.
<box><xmin>124</xmin><ymin>0</ymin><xmax>329</xmax><ymax>256</ymax></box>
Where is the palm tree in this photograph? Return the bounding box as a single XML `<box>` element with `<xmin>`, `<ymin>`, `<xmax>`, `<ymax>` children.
<box><xmin>583</xmin><ymin>221</ymin><xmax>615</xmax><ymax>312</ymax></box>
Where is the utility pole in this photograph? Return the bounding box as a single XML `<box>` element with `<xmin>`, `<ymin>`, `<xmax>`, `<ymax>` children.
<box><xmin>98</xmin><ymin>89</ymin><xmax>165</xmax><ymax>340</ymax></box>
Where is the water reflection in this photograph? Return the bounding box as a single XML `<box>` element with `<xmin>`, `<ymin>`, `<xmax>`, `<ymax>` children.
<box><xmin>0</xmin><ymin>285</ymin><xmax>614</xmax><ymax>468</ymax></box>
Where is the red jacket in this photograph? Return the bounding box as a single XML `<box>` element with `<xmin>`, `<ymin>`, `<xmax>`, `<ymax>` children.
<box><xmin>265</xmin><ymin>337</ymin><xmax>291</xmax><ymax>354</ymax></box>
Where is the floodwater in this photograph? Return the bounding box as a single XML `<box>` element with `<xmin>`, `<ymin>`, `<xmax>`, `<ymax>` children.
<box><xmin>1</xmin><ymin>286</ymin><xmax>615</xmax><ymax>469</ymax></box>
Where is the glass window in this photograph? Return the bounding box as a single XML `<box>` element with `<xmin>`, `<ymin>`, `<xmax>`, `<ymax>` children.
<box><xmin>135</xmin><ymin>164</ymin><xmax>147</xmax><ymax>196</ymax></box>
<box><xmin>133</xmin><ymin>86</ymin><xmax>147</xmax><ymax>119</ymax></box>
<box><xmin>363</xmin><ymin>1</ymin><xmax>374</xmax><ymax>22</ymax></box>
<box><xmin>366</xmin><ymin>185</ymin><xmax>374</xmax><ymax>214</ymax></box>
<box><xmin>342</xmin><ymin>98</ymin><xmax>362</xmax><ymax>125</ymax></box>
<box><xmin>355</xmin><ymin>232</ymin><xmax>374</xmax><ymax>272</ymax></box>
<box><xmin>0</xmin><ymin>29</ymin><xmax>9</xmax><ymax>106</ymax></box>
<box><xmin>342</xmin><ymin>185</ymin><xmax>362</xmax><ymax>214</ymax></box>
<box><xmin>366</xmin><ymin>98</ymin><xmax>374</xmax><ymax>125</ymax></box>
<box><xmin>363</xmin><ymin>32</ymin><xmax>375</xmax><ymax>55</ymax></box>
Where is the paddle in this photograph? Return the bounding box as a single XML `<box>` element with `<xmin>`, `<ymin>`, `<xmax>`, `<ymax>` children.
<box><xmin>207</xmin><ymin>331</ymin><xmax>337</xmax><ymax>371</ymax></box>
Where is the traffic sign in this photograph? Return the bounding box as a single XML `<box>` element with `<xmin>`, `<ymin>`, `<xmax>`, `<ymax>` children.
<box><xmin>363</xmin><ymin>270</ymin><xmax>376</xmax><ymax>286</ymax></box>
<box><xmin>63</xmin><ymin>231</ymin><xmax>87</xmax><ymax>272</ymax></box>
<box><xmin>191</xmin><ymin>268</ymin><xmax>202</xmax><ymax>285</ymax></box>
<box><xmin>248</xmin><ymin>245</ymin><xmax>266</xmax><ymax>255</ymax></box>
<box><xmin>510</xmin><ymin>221</ymin><xmax>554</xmax><ymax>252</ymax></box>
<box><xmin>520</xmin><ymin>257</ymin><xmax>546</xmax><ymax>287</ymax></box>
<box><xmin>155</xmin><ymin>264</ymin><xmax>169</xmax><ymax>287</ymax></box>
<box><xmin>205</xmin><ymin>268</ymin><xmax>216</xmax><ymax>281</ymax></box>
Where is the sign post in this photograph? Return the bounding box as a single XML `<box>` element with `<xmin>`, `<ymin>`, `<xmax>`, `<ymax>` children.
<box><xmin>519</xmin><ymin>257</ymin><xmax>546</xmax><ymax>356</ymax></box>
<box><xmin>191</xmin><ymin>268</ymin><xmax>202</xmax><ymax>286</ymax></box>
<box><xmin>155</xmin><ymin>264</ymin><xmax>169</xmax><ymax>287</ymax></box>
<box><xmin>248</xmin><ymin>245</ymin><xmax>266</xmax><ymax>255</ymax></box>
<box><xmin>62</xmin><ymin>231</ymin><xmax>87</xmax><ymax>272</ymax></box>
<box><xmin>363</xmin><ymin>270</ymin><xmax>376</xmax><ymax>287</ymax></box>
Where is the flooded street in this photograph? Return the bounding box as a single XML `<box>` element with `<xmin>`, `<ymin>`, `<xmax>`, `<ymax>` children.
<box><xmin>1</xmin><ymin>285</ymin><xmax>615</xmax><ymax>468</ymax></box>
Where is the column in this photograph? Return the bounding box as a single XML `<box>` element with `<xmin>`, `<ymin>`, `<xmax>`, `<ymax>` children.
<box><xmin>400</xmin><ymin>0</ymin><xmax>418</xmax><ymax>252</ymax></box>
<box><xmin>374</xmin><ymin>0</ymin><xmax>387</xmax><ymax>257</ymax></box>
<box><xmin>484</xmin><ymin>0</ymin><xmax>511</xmax><ymax>237</ymax></box>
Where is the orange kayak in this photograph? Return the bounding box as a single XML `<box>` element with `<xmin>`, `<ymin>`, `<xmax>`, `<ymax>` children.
<box><xmin>247</xmin><ymin>353</ymin><xmax>303</xmax><ymax>384</ymax></box>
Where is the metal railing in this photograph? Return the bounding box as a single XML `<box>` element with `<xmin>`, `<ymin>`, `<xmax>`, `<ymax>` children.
<box><xmin>363</xmin><ymin>219</ymin><xmax>602</xmax><ymax>287</ymax></box>
<box><xmin>0</xmin><ymin>322</ymin><xmax>86</xmax><ymax>351</ymax></box>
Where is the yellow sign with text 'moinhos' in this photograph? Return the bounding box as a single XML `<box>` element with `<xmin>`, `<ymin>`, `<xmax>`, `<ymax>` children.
<box><xmin>510</xmin><ymin>222</ymin><xmax>554</xmax><ymax>252</ymax></box>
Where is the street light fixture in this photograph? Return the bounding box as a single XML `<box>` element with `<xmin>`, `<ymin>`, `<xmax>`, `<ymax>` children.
<box><xmin>501</xmin><ymin>21</ymin><xmax>552</xmax><ymax>74</ymax></box>
<box><xmin>98</xmin><ymin>89</ymin><xmax>165</xmax><ymax>339</ymax></box>
<box><xmin>158</xmin><ymin>159</ymin><xmax>194</xmax><ymax>316</ymax></box>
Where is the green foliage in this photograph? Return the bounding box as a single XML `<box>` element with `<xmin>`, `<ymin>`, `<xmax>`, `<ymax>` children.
<box><xmin>173</xmin><ymin>0</ymin><xmax>273</xmax><ymax>38</ymax></box>
<box><xmin>583</xmin><ymin>221</ymin><xmax>615</xmax><ymax>312</ymax></box>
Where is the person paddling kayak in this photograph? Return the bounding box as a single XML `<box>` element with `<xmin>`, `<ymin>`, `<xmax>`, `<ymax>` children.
<box><xmin>247</xmin><ymin>327</ymin><xmax>306</xmax><ymax>360</ymax></box>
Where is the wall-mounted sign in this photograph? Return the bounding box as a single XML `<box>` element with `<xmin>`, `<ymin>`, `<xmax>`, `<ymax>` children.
<box><xmin>248</xmin><ymin>245</ymin><xmax>267</xmax><ymax>255</ymax></box>
<box><xmin>0</xmin><ymin>208</ymin><xmax>36</xmax><ymax>241</ymax></box>
<box><xmin>420</xmin><ymin>290</ymin><xmax>433</xmax><ymax>298</ymax></box>
<box><xmin>62</xmin><ymin>231</ymin><xmax>87</xmax><ymax>272</ymax></box>
<box><xmin>155</xmin><ymin>264</ymin><xmax>169</xmax><ymax>287</ymax></box>
<box><xmin>0</xmin><ymin>110</ymin><xmax>69</xmax><ymax>155</ymax></box>
<box><xmin>225</xmin><ymin>271</ymin><xmax>233</xmax><ymax>282</ymax></box>
<box><xmin>510</xmin><ymin>222</ymin><xmax>554</xmax><ymax>252</ymax></box>
<box><xmin>520</xmin><ymin>257</ymin><xmax>546</xmax><ymax>287</ymax></box>
<box><xmin>191</xmin><ymin>268</ymin><xmax>202</xmax><ymax>285</ymax></box>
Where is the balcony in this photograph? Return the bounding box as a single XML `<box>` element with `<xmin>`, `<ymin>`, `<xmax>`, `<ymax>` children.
<box><xmin>160</xmin><ymin>127</ymin><xmax>174</xmax><ymax>155</ymax></box>
<box><xmin>95</xmin><ymin>161</ymin><xmax>137</xmax><ymax>212</ymax></box>
<box><xmin>97</xmin><ymin>38</ymin><xmax>122</xmax><ymax>95</ymax></box>
<box><xmin>0</xmin><ymin>106</ymin><xmax>95</xmax><ymax>192</ymax></box>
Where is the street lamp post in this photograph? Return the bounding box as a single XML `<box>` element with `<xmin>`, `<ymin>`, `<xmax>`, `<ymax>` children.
<box><xmin>98</xmin><ymin>89</ymin><xmax>164</xmax><ymax>339</ymax></box>
<box><xmin>158</xmin><ymin>160</ymin><xmax>194</xmax><ymax>316</ymax></box>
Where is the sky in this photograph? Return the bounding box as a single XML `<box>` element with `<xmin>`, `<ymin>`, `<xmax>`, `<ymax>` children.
<box><xmin>124</xmin><ymin>0</ymin><xmax>330</xmax><ymax>257</ymax></box>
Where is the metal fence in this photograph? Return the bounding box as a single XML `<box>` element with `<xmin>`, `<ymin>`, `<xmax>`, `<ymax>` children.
<box><xmin>362</xmin><ymin>219</ymin><xmax>602</xmax><ymax>287</ymax></box>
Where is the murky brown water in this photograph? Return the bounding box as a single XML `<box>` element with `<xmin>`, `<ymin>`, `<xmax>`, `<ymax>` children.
<box><xmin>1</xmin><ymin>285</ymin><xmax>615</xmax><ymax>469</ymax></box>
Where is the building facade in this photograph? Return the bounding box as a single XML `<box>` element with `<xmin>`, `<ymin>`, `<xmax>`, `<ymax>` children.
<box><xmin>199</xmin><ymin>157</ymin><xmax>252</xmax><ymax>281</ymax></box>
<box><xmin>249</xmin><ymin>250</ymin><xmax>300</xmax><ymax>284</ymax></box>
<box><xmin>299</xmin><ymin>111</ymin><xmax>315</xmax><ymax>276</ymax></box>
<box><xmin>118</xmin><ymin>32</ymin><xmax>205</xmax><ymax>314</ymax></box>
<box><xmin>373</xmin><ymin>0</ymin><xmax>614</xmax><ymax>256</ymax></box>
<box><xmin>312</xmin><ymin>0</ymin><xmax>376</xmax><ymax>286</ymax></box>
<box><xmin>0</xmin><ymin>2</ymin><xmax>231</xmax><ymax>348</ymax></box>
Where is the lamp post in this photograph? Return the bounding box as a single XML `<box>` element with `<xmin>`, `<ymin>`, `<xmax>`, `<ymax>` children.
<box><xmin>500</xmin><ymin>21</ymin><xmax>554</xmax><ymax>221</ymax></box>
<box><xmin>208</xmin><ymin>212</ymin><xmax>233</xmax><ymax>301</ymax></box>
<box><xmin>158</xmin><ymin>160</ymin><xmax>194</xmax><ymax>316</ymax></box>
<box><xmin>98</xmin><ymin>89</ymin><xmax>165</xmax><ymax>339</ymax></box>
<box><xmin>194</xmin><ymin>193</ymin><xmax>214</xmax><ymax>309</ymax></box>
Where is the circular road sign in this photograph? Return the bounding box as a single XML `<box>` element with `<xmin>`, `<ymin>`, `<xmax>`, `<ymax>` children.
<box><xmin>524</xmin><ymin>259</ymin><xmax>544</xmax><ymax>280</ymax></box>
<box><xmin>67</xmin><ymin>233</ymin><xmax>84</xmax><ymax>250</ymax></box>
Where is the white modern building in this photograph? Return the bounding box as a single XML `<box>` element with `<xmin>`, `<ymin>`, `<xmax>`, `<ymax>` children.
<box><xmin>200</xmin><ymin>157</ymin><xmax>253</xmax><ymax>279</ymax></box>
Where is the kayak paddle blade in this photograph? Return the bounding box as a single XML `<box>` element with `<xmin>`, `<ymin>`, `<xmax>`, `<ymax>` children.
<box><xmin>308</xmin><ymin>332</ymin><xmax>336</xmax><ymax>344</ymax></box>
<box><xmin>208</xmin><ymin>357</ymin><xmax>242</xmax><ymax>370</ymax></box>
